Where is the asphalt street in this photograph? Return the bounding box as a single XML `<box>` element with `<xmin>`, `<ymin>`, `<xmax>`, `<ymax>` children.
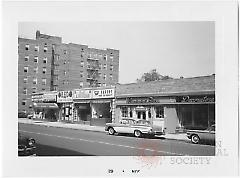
<box><xmin>18</xmin><ymin>123</ymin><xmax>215</xmax><ymax>156</ymax></box>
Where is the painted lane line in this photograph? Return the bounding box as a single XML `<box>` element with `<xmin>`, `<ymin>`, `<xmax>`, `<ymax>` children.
<box><xmin>19</xmin><ymin>130</ymin><xmax>185</xmax><ymax>156</ymax></box>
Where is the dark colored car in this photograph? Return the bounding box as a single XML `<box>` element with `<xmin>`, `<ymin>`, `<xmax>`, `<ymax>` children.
<box><xmin>18</xmin><ymin>112</ymin><xmax>28</xmax><ymax>118</ymax></box>
<box><xmin>186</xmin><ymin>125</ymin><xmax>215</xmax><ymax>145</ymax></box>
<box><xmin>18</xmin><ymin>133</ymin><xmax>36</xmax><ymax>156</ymax></box>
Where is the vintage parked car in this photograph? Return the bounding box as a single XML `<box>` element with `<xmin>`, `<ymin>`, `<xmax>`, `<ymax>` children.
<box><xmin>105</xmin><ymin>118</ymin><xmax>165</xmax><ymax>138</ymax></box>
<box><xmin>186</xmin><ymin>125</ymin><xmax>215</xmax><ymax>144</ymax></box>
<box><xmin>18</xmin><ymin>132</ymin><xmax>36</xmax><ymax>156</ymax></box>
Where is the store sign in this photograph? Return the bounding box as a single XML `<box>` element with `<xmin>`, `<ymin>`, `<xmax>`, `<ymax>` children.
<box><xmin>178</xmin><ymin>96</ymin><xmax>215</xmax><ymax>103</ymax></box>
<box><xmin>73</xmin><ymin>89</ymin><xmax>92</xmax><ymax>99</ymax></box>
<box><xmin>127</xmin><ymin>97</ymin><xmax>175</xmax><ymax>104</ymax></box>
<box><xmin>57</xmin><ymin>91</ymin><xmax>73</xmax><ymax>103</ymax></box>
<box><xmin>42</xmin><ymin>92</ymin><xmax>57</xmax><ymax>102</ymax></box>
<box><xmin>32</xmin><ymin>93</ymin><xmax>44</xmax><ymax>102</ymax></box>
<box><xmin>92</xmin><ymin>88</ymin><xmax>115</xmax><ymax>99</ymax></box>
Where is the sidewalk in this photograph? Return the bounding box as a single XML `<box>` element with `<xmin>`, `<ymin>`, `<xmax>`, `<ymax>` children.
<box><xmin>18</xmin><ymin>118</ymin><xmax>189</xmax><ymax>142</ymax></box>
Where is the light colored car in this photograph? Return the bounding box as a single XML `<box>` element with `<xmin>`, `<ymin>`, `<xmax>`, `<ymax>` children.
<box><xmin>105</xmin><ymin>118</ymin><xmax>165</xmax><ymax>138</ymax></box>
<box><xmin>186</xmin><ymin>125</ymin><xmax>215</xmax><ymax>144</ymax></box>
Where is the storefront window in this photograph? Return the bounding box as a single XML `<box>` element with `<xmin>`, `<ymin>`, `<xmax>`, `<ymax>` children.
<box><xmin>156</xmin><ymin>106</ymin><xmax>164</xmax><ymax>118</ymax></box>
<box><xmin>129</xmin><ymin>108</ymin><xmax>133</xmax><ymax>118</ymax></box>
<box><xmin>121</xmin><ymin>107</ymin><xmax>128</xmax><ymax>118</ymax></box>
<box><xmin>148</xmin><ymin>108</ymin><xmax>151</xmax><ymax>118</ymax></box>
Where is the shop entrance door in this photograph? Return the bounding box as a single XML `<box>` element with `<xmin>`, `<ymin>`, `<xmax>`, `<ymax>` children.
<box><xmin>137</xmin><ymin>111</ymin><xmax>146</xmax><ymax>120</ymax></box>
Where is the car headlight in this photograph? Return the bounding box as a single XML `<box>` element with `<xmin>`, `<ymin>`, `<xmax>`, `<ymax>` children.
<box><xmin>28</xmin><ymin>139</ymin><xmax>35</xmax><ymax>146</ymax></box>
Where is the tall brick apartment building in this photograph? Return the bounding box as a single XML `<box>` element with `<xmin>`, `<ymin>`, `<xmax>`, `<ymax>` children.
<box><xmin>18</xmin><ymin>31</ymin><xmax>119</xmax><ymax>113</ymax></box>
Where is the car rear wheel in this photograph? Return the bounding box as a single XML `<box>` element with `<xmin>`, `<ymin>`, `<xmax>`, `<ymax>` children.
<box><xmin>134</xmin><ymin>130</ymin><xmax>142</xmax><ymax>137</ymax></box>
<box><xmin>191</xmin><ymin>135</ymin><xmax>200</xmax><ymax>144</ymax></box>
<box><xmin>108</xmin><ymin>127</ymin><xmax>115</xmax><ymax>135</ymax></box>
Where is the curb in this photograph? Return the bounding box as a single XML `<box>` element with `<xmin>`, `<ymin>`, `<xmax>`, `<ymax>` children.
<box><xmin>18</xmin><ymin>120</ymin><xmax>106</xmax><ymax>133</ymax></box>
<box><xmin>18</xmin><ymin>120</ymin><xmax>189</xmax><ymax>141</ymax></box>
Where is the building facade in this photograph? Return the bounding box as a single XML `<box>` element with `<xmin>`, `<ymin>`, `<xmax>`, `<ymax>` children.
<box><xmin>30</xmin><ymin>75</ymin><xmax>215</xmax><ymax>130</ymax></box>
<box><xmin>18</xmin><ymin>31</ymin><xmax>119</xmax><ymax>114</ymax></box>
<box><xmin>114</xmin><ymin>75</ymin><xmax>215</xmax><ymax>133</ymax></box>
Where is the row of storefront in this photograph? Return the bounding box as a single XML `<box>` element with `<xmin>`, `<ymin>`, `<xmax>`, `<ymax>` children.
<box><xmin>31</xmin><ymin>75</ymin><xmax>215</xmax><ymax>133</ymax></box>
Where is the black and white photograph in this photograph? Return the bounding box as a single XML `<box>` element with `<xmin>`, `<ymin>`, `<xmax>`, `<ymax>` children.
<box><xmin>1</xmin><ymin>1</ymin><xmax>239</xmax><ymax>177</ymax></box>
<box><xmin>17</xmin><ymin>21</ymin><xmax>215</xmax><ymax>157</ymax></box>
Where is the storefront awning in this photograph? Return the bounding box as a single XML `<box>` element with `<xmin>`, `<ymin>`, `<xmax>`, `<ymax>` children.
<box><xmin>33</xmin><ymin>103</ymin><xmax>59</xmax><ymax>109</ymax></box>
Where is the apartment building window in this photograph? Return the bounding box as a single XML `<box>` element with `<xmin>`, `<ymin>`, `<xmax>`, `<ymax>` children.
<box><xmin>33</xmin><ymin>78</ymin><xmax>37</xmax><ymax>85</ymax></box>
<box><xmin>103</xmin><ymin>54</ymin><xmax>107</xmax><ymax>61</ymax></box>
<box><xmin>42</xmin><ymin>67</ymin><xmax>46</xmax><ymax>74</ymax></box>
<box><xmin>34</xmin><ymin>67</ymin><xmax>38</xmax><ymax>73</ymax></box>
<box><xmin>80</xmin><ymin>82</ymin><xmax>84</xmax><ymax>88</ymax></box>
<box><xmin>87</xmin><ymin>53</ymin><xmax>92</xmax><ymax>59</ymax></box>
<box><xmin>34</xmin><ymin>56</ymin><xmax>38</xmax><ymax>63</ymax></box>
<box><xmin>80</xmin><ymin>61</ymin><xmax>84</xmax><ymax>67</ymax></box>
<box><xmin>110</xmin><ymin>74</ymin><xmax>113</xmax><ymax>80</ymax></box>
<box><xmin>42</xmin><ymin>88</ymin><xmax>45</xmax><ymax>91</ymax></box>
<box><xmin>24</xmin><ymin>66</ymin><xmax>28</xmax><ymax>73</ymax></box>
<box><xmin>102</xmin><ymin>83</ymin><xmax>106</xmax><ymax>87</ymax></box>
<box><xmin>23</xmin><ymin>88</ymin><xmax>27</xmax><ymax>95</ymax></box>
<box><xmin>110</xmin><ymin>65</ymin><xmax>113</xmax><ymax>71</ymax></box>
<box><xmin>22</xmin><ymin>100</ymin><xmax>26</xmax><ymax>106</ymax></box>
<box><xmin>99</xmin><ymin>64</ymin><xmax>102</xmax><ymax>70</ymax></box>
<box><xmin>32</xmin><ymin>87</ymin><xmax>37</xmax><ymax>94</ymax></box>
<box><xmin>81</xmin><ymin>52</ymin><xmax>84</xmax><ymax>58</ymax></box>
<box><xmin>80</xmin><ymin>71</ymin><xmax>84</xmax><ymax>78</ymax></box>
<box><xmin>43</xmin><ymin>57</ymin><xmax>47</xmax><ymax>64</ymax></box>
<box><xmin>34</xmin><ymin>45</ymin><xmax>39</xmax><ymax>52</ymax></box>
<box><xmin>23</xmin><ymin>77</ymin><xmax>28</xmax><ymax>84</ymax></box>
<box><xmin>103</xmin><ymin>64</ymin><xmax>107</xmax><ymax>70</ymax></box>
<box><xmin>24</xmin><ymin>56</ymin><xmax>29</xmax><ymax>62</ymax></box>
<box><xmin>25</xmin><ymin>44</ymin><xmax>29</xmax><ymax>50</ymax></box>
<box><xmin>42</xmin><ymin>78</ymin><xmax>47</xmax><ymax>85</ymax></box>
<box><xmin>44</xmin><ymin>44</ymin><xmax>48</xmax><ymax>52</ymax></box>
<box><xmin>156</xmin><ymin>106</ymin><xmax>164</xmax><ymax>118</ymax></box>
<box><xmin>103</xmin><ymin>74</ymin><xmax>107</xmax><ymax>80</ymax></box>
<box><xmin>110</xmin><ymin>55</ymin><xmax>114</xmax><ymax>61</ymax></box>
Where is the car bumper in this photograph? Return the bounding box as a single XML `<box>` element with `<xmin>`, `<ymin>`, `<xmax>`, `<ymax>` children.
<box><xmin>147</xmin><ymin>130</ymin><xmax>165</xmax><ymax>136</ymax></box>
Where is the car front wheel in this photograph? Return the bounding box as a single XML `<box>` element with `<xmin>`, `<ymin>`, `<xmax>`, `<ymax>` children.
<box><xmin>191</xmin><ymin>135</ymin><xmax>200</xmax><ymax>144</ymax></box>
<box><xmin>134</xmin><ymin>130</ymin><xmax>142</xmax><ymax>137</ymax></box>
<box><xmin>108</xmin><ymin>127</ymin><xmax>115</xmax><ymax>135</ymax></box>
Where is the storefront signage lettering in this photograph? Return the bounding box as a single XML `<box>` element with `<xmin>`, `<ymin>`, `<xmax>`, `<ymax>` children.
<box><xmin>32</xmin><ymin>94</ymin><xmax>44</xmax><ymax>102</ymax></box>
<box><xmin>179</xmin><ymin>96</ymin><xmax>215</xmax><ymax>103</ymax></box>
<box><xmin>73</xmin><ymin>89</ymin><xmax>92</xmax><ymax>99</ymax></box>
<box><xmin>92</xmin><ymin>88</ymin><xmax>115</xmax><ymax>99</ymax></box>
<box><xmin>57</xmin><ymin>91</ymin><xmax>73</xmax><ymax>103</ymax></box>
<box><xmin>43</xmin><ymin>93</ymin><xmax>57</xmax><ymax>102</ymax></box>
<box><xmin>32</xmin><ymin>92</ymin><xmax>57</xmax><ymax>103</ymax></box>
<box><xmin>127</xmin><ymin>97</ymin><xmax>175</xmax><ymax>104</ymax></box>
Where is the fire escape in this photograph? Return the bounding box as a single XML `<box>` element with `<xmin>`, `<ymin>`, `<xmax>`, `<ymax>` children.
<box><xmin>87</xmin><ymin>54</ymin><xmax>100</xmax><ymax>87</ymax></box>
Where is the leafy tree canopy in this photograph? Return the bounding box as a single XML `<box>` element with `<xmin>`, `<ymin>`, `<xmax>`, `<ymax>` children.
<box><xmin>137</xmin><ymin>69</ymin><xmax>173</xmax><ymax>82</ymax></box>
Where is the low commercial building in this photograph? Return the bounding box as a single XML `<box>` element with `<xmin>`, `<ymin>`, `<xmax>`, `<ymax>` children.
<box><xmin>114</xmin><ymin>75</ymin><xmax>215</xmax><ymax>133</ymax></box>
<box><xmin>31</xmin><ymin>91</ymin><xmax>59</xmax><ymax>121</ymax></box>
<box><xmin>57</xmin><ymin>87</ymin><xmax>115</xmax><ymax>126</ymax></box>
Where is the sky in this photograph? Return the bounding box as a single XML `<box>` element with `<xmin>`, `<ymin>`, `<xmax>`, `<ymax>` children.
<box><xmin>18</xmin><ymin>22</ymin><xmax>215</xmax><ymax>84</ymax></box>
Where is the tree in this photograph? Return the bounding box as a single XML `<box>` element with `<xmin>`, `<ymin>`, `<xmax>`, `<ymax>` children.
<box><xmin>137</xmin><ymin>69</ymin><xmax>173</xmax><ymax>82</ymax></box>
